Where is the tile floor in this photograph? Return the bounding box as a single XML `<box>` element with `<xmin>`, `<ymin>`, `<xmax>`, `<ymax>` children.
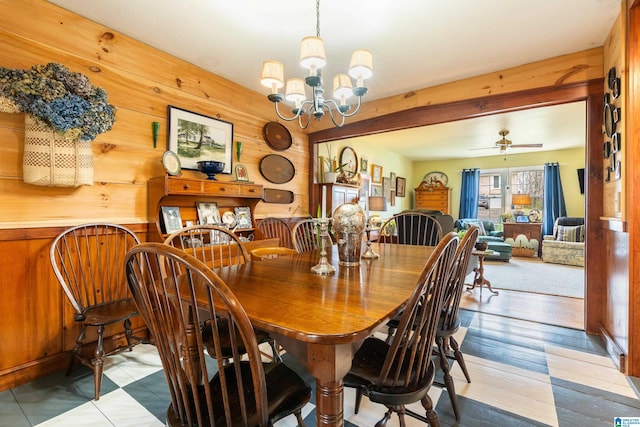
<box><xmin>2</xmin><ymin>309</ymin><xmax>640</xmax><ymax>427</ymax></box>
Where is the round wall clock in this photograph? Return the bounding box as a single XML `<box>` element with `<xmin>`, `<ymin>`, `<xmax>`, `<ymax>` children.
<box><xmin>423</xmin><ymin>171</ymin><xmax>448</xmax><ymax>186</ymax></box>
<box><xmin>339</xmin><ymin>146</ymin><xmax>358</xmax><ymax>178</ymax></box>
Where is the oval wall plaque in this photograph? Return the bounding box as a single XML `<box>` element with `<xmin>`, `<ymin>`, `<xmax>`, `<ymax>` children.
<box><xmin>259</xmin><ymin>154</ymin><xmax>295</xmax><ymax>184</ymax></box>
<box><xmin>262</xmin><ymin>122</ymin><xmax>292</xmax><ymax>151</ymax></box>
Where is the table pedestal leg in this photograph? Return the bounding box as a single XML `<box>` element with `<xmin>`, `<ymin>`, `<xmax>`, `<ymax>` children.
<box><xmin>465</xmin><ymin>255</ymin><xmax>499</xmax><ymax>295</ymax></box>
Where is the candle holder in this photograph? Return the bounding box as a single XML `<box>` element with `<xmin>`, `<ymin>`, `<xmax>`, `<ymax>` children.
<box><xmin>361</xmin><ymin>222</ymin><xmax>379</xmax><ymax>259</ymax></box>
<box><xmin>311</xmin><ymin>218</ymin><xmax>336</xmax><ymax>275</ymax></box>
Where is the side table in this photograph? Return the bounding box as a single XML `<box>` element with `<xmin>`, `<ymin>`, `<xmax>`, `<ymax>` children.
<box><xmin>466</xmin><ymin>250</ymin><xmax>499</xmax><ymax>295</ymax></box>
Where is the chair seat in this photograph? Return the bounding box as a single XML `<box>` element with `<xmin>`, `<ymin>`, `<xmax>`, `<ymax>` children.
<box><xmin>166</xmin><ymin>361</ymin><xmax>311</xmax><ymax>427</ymax></box>
<box><xmin>345</xmin><ymin>337</ymin><xmax>436</xmax><ymax>403</ymax></box>
<box><xmin>82</xmin><ymin>299</ymin><xmax>139</xmax><ymax>326</ymax></box>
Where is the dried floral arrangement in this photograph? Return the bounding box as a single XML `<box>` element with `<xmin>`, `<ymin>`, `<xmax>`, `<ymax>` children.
<box><xmin>0</xmin><ymin>63</ymin><xmax>116</xmax><ymax>141</ymax></box>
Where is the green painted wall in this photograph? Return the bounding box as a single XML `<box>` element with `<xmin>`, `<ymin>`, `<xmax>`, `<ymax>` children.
<box><xmin>412</xmin><ymin>147</ymin><xmax>585</xmax><ymax>219</ymax></box>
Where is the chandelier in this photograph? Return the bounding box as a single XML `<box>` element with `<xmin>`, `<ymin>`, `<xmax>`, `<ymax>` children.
<box><xmin>260</xmin><ymin>0</ymin><xmax>373</xmax><ymax>128</ymax></box>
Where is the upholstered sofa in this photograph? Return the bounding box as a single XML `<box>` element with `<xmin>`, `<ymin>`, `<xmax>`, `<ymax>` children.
<box><xmin>542</xmin><ymin>217</ymin><xmax>585</xmax><ymax>267</ymax></box>
<box><xmin>454</xmin><ymin>218</ymin><xmax>512</xmax><ymax>261</ymax></box>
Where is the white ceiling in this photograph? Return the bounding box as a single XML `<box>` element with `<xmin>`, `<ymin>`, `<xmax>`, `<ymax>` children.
<box><xmin>48</xmin><ymin>0</ymin><xmax>619</xmax><ymax>159</ymax></box>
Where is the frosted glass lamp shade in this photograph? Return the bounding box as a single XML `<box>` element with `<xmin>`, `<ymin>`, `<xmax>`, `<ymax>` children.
<box><xmin>348</xmin><ymin>49</ymin><xmax>373</xmax><ymax>81</ymax></box>
<box><xmin>300</xmin><ymin>36</ymin><xmax>327</xmax><ymax>71</ymax></box>
<box><xmin>260</xmin><ymin>60</ymin><xmax>284</xmax><ymax>92</ymax></box>
<box><xmin>285</xmin><ymin>78</ymin><xmax>307</xmax><ymax>103</ymax></box>
<box><xmin>333</xmin><ymin>74</ymin><xmax>353</xmax><ymax>101</ymax></box>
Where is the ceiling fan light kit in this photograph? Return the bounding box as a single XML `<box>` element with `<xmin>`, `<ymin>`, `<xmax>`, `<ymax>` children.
<box><xmin>260</xmin><ymin>0</ymin><xmax>373</xmax><ymax>129</ymax></box>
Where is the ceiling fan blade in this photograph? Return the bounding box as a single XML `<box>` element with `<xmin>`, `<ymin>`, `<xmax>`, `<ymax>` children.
<box><xmin>469</xmin><ymin>146</ymin><xmax>498</xmax><ymax>150</ymax></box>
<box><xmin>511</xmin><ymin>143</ymin><xmax>543</xmax><ymax>148</ymax></box>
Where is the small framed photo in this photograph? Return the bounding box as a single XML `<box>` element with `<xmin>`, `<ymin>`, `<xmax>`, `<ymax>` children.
<box><xmin>371</xmin><ymin>164</ymin><xmax>383</xmax><ymax>183</ymax></box>
<box><xmin>234</xmin><ymin>207</ymin><xmax>252</xmax><ymax>229</ymax></box>
<box><xmin>360</xmin><ymin>157</ymin><xmax>368</xmax><ymax>172</ymax></box>
<box><xmin>390</xmin><ymin>172</ymin><xmax>396</xmax><ymax>188</ymax></box>
<box><xmin>396</xmin><ymin>177</ymin><xmax>406</xmax><ymax>197</ymax></box>
<box><xmin>196</xmin><ymin>202</ymin><xmax>221</xmax><ymax>225</ymax></box>
<box><xmin>167</xmin><ymin>105</ymin><xmax>233</xmax><ymax>173</ymax></box>
<box><xmin>161</xmin><ymin>206</ymin><xmax>183</xmax><ymax>234</ymax></box>
<box><xmin>235</xmin><ymin>164</ymin><xmax>250</xmax><ymax>182</ymax></box>
<box><xmin>390</xmin><ymin>190</ymin><xmax>396</xmax><ymax>207</ymax></box>
<box><xmin>371</xmin><ymin>184</ymin><xmax>383</xmax><ymax>197</ymax></box>
<box><xmin>382</xmin><ymin>177</ymin><xmax>391</xmax><ymax>200</ymax></box>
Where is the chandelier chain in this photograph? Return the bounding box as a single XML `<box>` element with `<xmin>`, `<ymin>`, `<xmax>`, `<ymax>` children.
<box><xmin>315</xmin><ymin>0</ymin><xmax>321</xmax><ymax>38</ymax></box>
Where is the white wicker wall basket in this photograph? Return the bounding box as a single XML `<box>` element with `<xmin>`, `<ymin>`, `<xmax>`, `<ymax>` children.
<box><xmin>23</xmin><ymin>115</ymin><xmax>93</xmax><ymax>187</ymax></box>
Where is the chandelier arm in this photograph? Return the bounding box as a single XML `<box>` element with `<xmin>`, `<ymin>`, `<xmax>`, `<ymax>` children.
<box><xmin>323</xmin><ymin>102</ymin><xmax>347</xmax><ymax>128</ymax></box>
<box><xmin>297</xmin><ymin>110</ymin><xmax>312</xmax><ymax>129</ymax></box>
<box><xmin>272</xmin><ymin>101</ymin><xmax>305</xmax><ymax>122</ymax></box>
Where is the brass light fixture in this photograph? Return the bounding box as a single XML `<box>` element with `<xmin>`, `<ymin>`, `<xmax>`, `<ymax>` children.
<box><xmin>260</xmin><ymin>0</ymin><xmax>373</xmax><ymax>128</ymax></box>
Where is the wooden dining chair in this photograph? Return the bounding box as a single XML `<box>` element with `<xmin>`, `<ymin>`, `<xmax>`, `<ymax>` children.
<box><xmin>124</xmin><ymin>242</ymin><xmax>311</xmax><ymax>427</ymax></box>
<box><xmin>377</xmin><ymin>212</ymin><xmax>443</xmax><ymax>246</ymax></box>
<box><xmin>433</xmin><ymin>225</ymin><xmax>479</xmax><ymax>420</ymax></box>
<box><xmin>292</xmin><ymin>218</ymin><xmax>320</xmax><ymax>252</ymax></box>
<box><xmin>164</xmin><ymin>225</ymin><xmax>281</xmax><ymax>363</ymax></box>
<box><xmin>345</xmin><ymin>232</ymin><xmax>459</xmax><ymax>427</ymax></box>
<box><xmin>50</xmin><ymin>223</ymin><xmax>148</xmax><ymax>400</ymax></box>
<box><xmin>257</xmin><ymin>217</ymin><xmax>294</xmax><ymax>249</ymax></box>
<box><xmin>249</xmin><ymin>246</ymin><xmax>298</xmax><ymax>261</ymax></box>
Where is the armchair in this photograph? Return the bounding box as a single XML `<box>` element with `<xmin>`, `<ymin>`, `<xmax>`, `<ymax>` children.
<box><xmin>455</xmin><ymin>218</ymin><xmax>512</xmax><ymax>261</ymax></box>
<box><xmin>541</xmin><ymin>217</ymin><xmax>585</xmax><ymax>267</ymax></box>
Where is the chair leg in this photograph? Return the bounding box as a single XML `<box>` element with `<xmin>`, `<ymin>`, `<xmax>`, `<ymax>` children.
<box><xmin>354</xmin><ymin>389</ymin><xmax>363</xmax><ymax>414</ymax></box>
<box><xmin>375</xmin><ymin>408</ymin><xmax>393</xmax><ymax>427</ymax></box>
<box><xmin>269</xmin><ymin>339</ymin><xmax>283</xmax><ymax>363</ymax></box>
<box><xmin>123</xmin><ymin>318</ymin><xmax>135</xmax><ymax>350</ymax></box>
<box><xmin>437</xmin><ymin>336</ymin><xmax>460</xmax><ymax>420</ymax></box>
<box><xmin>67</xmin><ymin>325</ymin><xmax>87</xmax><ymax>376</ymax></box>
<box><xmin>93</xmin><ymin>325</ymin><xmax>106</xmax><ymax>400</ymax></box>
<box><xmin>294</xmin><ymin>410</ymin><xmax>305</xmax><ymax>426</ymax></box>
<box><xmin>385</xmin><ymin>326</ymin><xmax>396</xmax><ymax>344</ymax></box>
<box><xmin>450</xmin><ymin>336</ymin><xmax>471</xmax><ymax>383</ymax></box>
<box><xmin>421</xmin><ymin>394</ymin><xmax>440</xmax><ymax>427</ymax></box>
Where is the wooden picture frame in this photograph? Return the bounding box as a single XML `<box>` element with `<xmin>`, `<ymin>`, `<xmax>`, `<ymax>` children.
<box><xmin>396</xmin><ymin>177</ymin><xmax>406</xmax><ymax>197</ymax></box>
<box><xmin>371</xmin><ymin>164</ymin><xmax>383</xmax><ymax>183</ymax></box>
<box><xmin>360</xmin><ymin>157</ymin><xmax>368</xmax><ymax>172</ymax></box>
<box><xmin>371</xmin><ymin>184</ymin><xmax>383</xmax><ymax>197</ymax></box>
<box><xmin>161</xmin><ymin>206</ymin><xmax>183</xmax><ymax>234</ymax></box>
<box><xmin>168</xmin><ymin>105</ymin><xmax>233</xmax><ymax>173</ymax></box>
<box><xmin>196</xmin><ymin>202</ymin><xmax>221</xmax><ymax>225</ymax></box>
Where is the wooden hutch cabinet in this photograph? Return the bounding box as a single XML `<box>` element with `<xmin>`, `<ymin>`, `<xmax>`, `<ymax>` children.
<box><xmin>318</xmin><ymin>183</ymin><xmax>361</xmax><ymax>216</ymax></box>
<box><xmin>148</xmin><ymin>176</ymin><xmax>277</xmax><ymax>249</ymax></box>
<box><xmin>414</xmin><ymin>181</ymin><xmax>451</xmax><ymax>214</ymax></box>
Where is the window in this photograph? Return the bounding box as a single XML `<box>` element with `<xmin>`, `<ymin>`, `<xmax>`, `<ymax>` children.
<box><xmin>478</xmin><ymin>166</ymin><xmax>544</xmax><ymax>223</ymax></box>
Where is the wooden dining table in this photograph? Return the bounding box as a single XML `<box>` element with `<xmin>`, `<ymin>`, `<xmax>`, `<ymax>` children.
<box><xmin>208</xmin><ymin>242</ymin><xmax>434</xmax><ymax>427</ymax></box>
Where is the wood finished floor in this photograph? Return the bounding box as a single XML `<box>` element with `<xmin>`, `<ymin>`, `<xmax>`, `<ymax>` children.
<box><xmin>461</xmin><ymin>287</ymin><xmax>585</xmax><ymax>330</ymax></box>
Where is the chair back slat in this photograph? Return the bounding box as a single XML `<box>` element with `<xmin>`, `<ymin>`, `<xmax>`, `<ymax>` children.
<box><xmin>50</xmin><ymin>223</ymin><xmax>140</xmax><ymax>314</ymax></box>
<box><xmin>164</xmin><ymin>225</ymin><xmax>249</xmax><ymax>269</ymax></box>
<box><xmin>125</xmin><ymin>242</ymin><xmax>270</xmax><ymax>427</ymax></box>
<box><xmin>292</xmin><ymin>219</ymin><xmax>321</xmax><ymax>253</ymax></box>
<box><xmin>377</xmin><ymin>213</ymin><xmax>443</xmax><ymax>247</ymax></box>
<box><xmin>257</xmin><ymin>217</ymin><xmax>294</xmax><ymax>249</ymax></box>
<box><xmin>379</xmin><ymin>232</ymin><xmax>459</xmax><ymax>388</ymax></box>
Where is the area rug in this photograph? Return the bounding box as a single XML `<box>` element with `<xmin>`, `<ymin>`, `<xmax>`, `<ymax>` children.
<box><xmin>476</xmin><ymin>257</ymin><xmax>584</xmax><ymax>298</ymax></box>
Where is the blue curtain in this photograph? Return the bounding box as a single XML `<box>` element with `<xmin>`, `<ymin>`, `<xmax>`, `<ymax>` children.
<box><xmin>458</xmin><ymin>169</ymin><xmax>480</xmax><ymax>220</ymax></box>
<box><xmin>542</xmin><ymin>162</ymin><xmax>567</xmax><ymax>235</ymax></box>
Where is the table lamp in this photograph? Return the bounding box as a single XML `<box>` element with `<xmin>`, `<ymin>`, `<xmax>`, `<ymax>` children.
<box><xmin>511</xmin><ymin>193</ymin><xmax>531</xmax><ymax>209</ymax></box>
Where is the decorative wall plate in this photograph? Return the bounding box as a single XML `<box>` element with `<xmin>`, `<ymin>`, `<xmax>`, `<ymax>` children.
<box><xmin>222</xmin><ymin>211</ymin><xmax>236</xmax><ymax>227</ymax></box>
<box><xmin>423</xmin><ymin>171</ymin><xmax>448</xmax><ymax>186</ymax></box>
<box><xmin>263</xmin><ymin>188</ymin><xmax>295</xmax><ymax>204</ymax></box>
<box><xmin>262</xmin><ymin>122</ymin><xmax>292</xmax><ymax>151</ymax></box>
<box><xmin>604</xmin><ymin>103</ymin><xmax>615</xmax><ymax>137</ymax></box>
<box><xmin>259</xmin><ymin>154</ymin><xmax>295</xmax><ymax>184</ymax></box>
<box><xmin>162</xmin><ymin>150</ymin><xmax>181</xmax><ymax>176</ymax></box>
<box><xmin>528</xmin><ymin>209</ymin><xmax>541</xmax><ymax>223</ymax></box>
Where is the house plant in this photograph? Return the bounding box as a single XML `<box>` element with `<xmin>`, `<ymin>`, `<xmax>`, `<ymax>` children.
<box><xmin>0</xmin><ymin>63</ymin><xmax>116</xmax><ymax>186</ymax></box>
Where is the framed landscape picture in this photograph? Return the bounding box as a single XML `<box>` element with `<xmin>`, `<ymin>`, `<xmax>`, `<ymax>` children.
<box><xmin>167</xmin><ymin>105</ymin><xmax>233</xmax><ymax>173</ymax></box>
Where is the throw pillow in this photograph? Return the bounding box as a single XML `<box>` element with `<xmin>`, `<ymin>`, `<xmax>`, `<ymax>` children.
<box><xmin>464</xmin><ymin>220</ymin><xmax>486</xmax><ymax>236</ymax></box>
<box><xmin>557</xmin><ymin>224</ymin><xmax>585</xmax><ymax>242</ymax></box>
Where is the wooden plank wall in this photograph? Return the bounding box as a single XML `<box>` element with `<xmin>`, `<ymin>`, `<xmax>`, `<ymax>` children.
<box><xmin>0</xmin><ymin>0</ymin><xmax>309</xmax><ymax>389</ymax></box>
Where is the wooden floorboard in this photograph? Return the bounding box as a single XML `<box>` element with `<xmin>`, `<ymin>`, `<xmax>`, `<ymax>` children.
<box><xmin>460</xmin><ymin>287</ymin><xmax>584</xmax><ymax>330</ymax></box>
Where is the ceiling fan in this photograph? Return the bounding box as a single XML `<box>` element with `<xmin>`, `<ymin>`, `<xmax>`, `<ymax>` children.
<box><xmin>471</xmin><ymin>130</ymin><xmax>543</xmax><ymax>152</ymax></box>
<box><xmin>492</xmin><ymin>130</ymin><xmax>543</xmax><ymax>152</ymax></box>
